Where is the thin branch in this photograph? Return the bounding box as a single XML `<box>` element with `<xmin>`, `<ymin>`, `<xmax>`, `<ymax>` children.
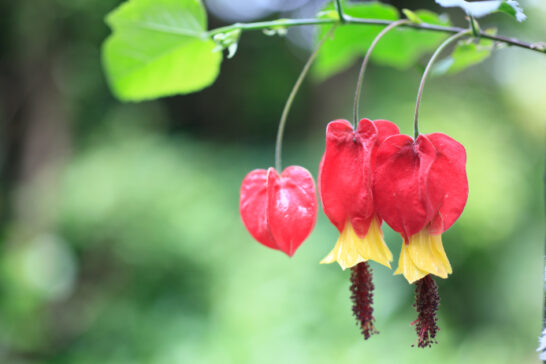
<box><xmin>208</xmin><ymin>16</ymin><xmax>546</xmax><ymax>55</ymax></box>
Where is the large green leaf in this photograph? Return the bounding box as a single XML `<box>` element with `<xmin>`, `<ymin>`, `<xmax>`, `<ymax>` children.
<box><xmin>102</xmin><ymin>0</ymin><xmax>222</xmax><ymax>102</ymax></box>
<box><xmin>314</xmin><ymin>2</ymin><xmax>451</xmax><ymax>80</ymax></box>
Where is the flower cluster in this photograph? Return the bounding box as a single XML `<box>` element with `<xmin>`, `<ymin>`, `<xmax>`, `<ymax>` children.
<box><xmin>239</xmin><ymin>117</ymin><xmax>468</xmax><ymax>347</ymax></box>
<box><xmin>317</xmin><ymin>118</ymin><xmax>468</xmax><ymax>278</ymax></box>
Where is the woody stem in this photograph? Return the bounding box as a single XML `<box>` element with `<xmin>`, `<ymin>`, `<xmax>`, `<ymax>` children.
<box><xmin>274</xmin><ymin>26</ymin><xmax>336</xmax><ymax>171</ymax></box>
<box><xmin>352</xmin><ymin>19</ymin><xmax>410</xmax><ymax>127</ymax></box>
<box><xmin>413</xmin><ymin>29</ymin><xmax>471</xmax><ymax>139</ymax></box>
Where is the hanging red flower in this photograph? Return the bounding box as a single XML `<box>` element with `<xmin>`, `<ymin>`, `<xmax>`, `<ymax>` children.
<box><xmin>239</xmin><ymin>166</ymin><xmax>317</xmax><ymax>256</ymax></box>
<box><xmin>373</xmin><ymin>132</ymin><xmax>468</xmax><ymax>284</ymax></box>
<box><xmin>318</xmin><ymin>118</ymin><xmax>399</xmax><ymax>269</ymax></box>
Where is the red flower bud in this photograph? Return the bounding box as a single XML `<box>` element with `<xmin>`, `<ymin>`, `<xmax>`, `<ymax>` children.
<box><xmin>373</xmin><ymin>133</ymin><xmax>468</xmax><ymax>283</ymax></box>
<box><xmin>318</xmin><ymin>118</ymin><xmax>399</xmax><ymax>269</ymax></box>
<box><xmin>239</xmin><ymin>166</ymin><xmax>317</xmax><ymax>256</ymax></box>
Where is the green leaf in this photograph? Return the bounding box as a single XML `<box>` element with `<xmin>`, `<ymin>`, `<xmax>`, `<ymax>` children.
<box><xmin>435</xmin><ymin>0</ymin><xmax>526</xmax><ymax>22</ymax></box>
<box><xmin>314</xmin><ymin>2</ymin><xmax>452</xmax><ymax>80</ymax></box>
<box><xmin>102</xmin><ymin>0</ymin><xmax>222</xmax><ymax>102</ymax></box>
<box><xmin>498</xmin><ymin>1</ymin><xmax>526</xmax><ymax>21</ymax></box>
<box><xmin>433</xmin><ymin>35</ymin><xmax>495</xmax><ymax>75</ymax></box>
<box><xmin>402</xmin><ymin>9</ymin><xmax>423</xmax><ymax>24</ymax></box>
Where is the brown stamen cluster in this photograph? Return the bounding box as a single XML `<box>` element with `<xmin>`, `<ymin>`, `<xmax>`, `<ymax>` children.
<box><xmin>412</xmin><ymin>275</ymin><xmax>440</xmax><ymax>348</ymax></box>
<box><xmin>350</xmin><ymin>262</ymin><xmax>378</xmax><ymax>339</ymax></box>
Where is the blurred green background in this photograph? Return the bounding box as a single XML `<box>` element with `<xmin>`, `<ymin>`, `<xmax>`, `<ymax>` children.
<box><xmin>0</xmin><ymin>0</ymin><xmax>545</xmax><ymax>363</ymax></box>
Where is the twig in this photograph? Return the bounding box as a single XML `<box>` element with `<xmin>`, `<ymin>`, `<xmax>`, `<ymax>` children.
<box><xmin>208</xmin><ymin>17</ymin><xmax>546</xmax><ymax>55</ymax></box>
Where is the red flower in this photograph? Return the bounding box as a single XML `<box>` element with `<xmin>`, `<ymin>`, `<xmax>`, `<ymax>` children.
<box><xmin>318</xmin><ymin>118</ymin><xmax>399</xmax><ymax>269</ymax></box>
<box><xmin>239</xmin><ymin>166</ymin><xmax>317</xmax><ymax>256</ymax></box>
<box><xmin>373</xmin><ymin>133</ymin><xmax>468</xmax><ymax>283</ymax></box>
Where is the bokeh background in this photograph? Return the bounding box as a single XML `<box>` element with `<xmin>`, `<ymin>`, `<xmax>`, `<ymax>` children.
<box><xmin>0</xmin><ymin>0</ymin><xmax>545</xmax><ymax>363</ymax></box>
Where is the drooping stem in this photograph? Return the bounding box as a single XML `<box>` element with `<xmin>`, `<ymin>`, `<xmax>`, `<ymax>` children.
<box><xmin>352</xmin><ymin>19</ymin><xmax>410</xmax><ymax>127</ymax></box>
<box><xmin>274</xmin><ymin>26</ymin><xmax>336</xmax><ymax>172</ymax></box>
<box><xmin>413</xmin><ymin>29</ymin><xmax>471</xmax><ymax>139</ymax></box>
<box><xmin>350</xmin><ymin>261</ymin><xmax>378</xmax><ymax>340</ymax></box>
<box><xmin>412</xmin><ymin>275</ymin><xmax>440</xmax><ymax>348</ymax></box>
<box><xmin>208</xmin><ymin>17</ymin><xmax>546</xmax><ymax>55</ymax></box>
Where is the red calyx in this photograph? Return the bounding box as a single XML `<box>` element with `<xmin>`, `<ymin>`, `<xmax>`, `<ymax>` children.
<box><xmin>319</xmin><ymin>118</ymin><xmax>399</xmax><ymax>237</ymax></box>
<box><xmin>373</xmin><ymin>133</ymin><xmax>468</xmax><ymax>239</ymax></box>
<box><xmin>239</xmin><ymin>166</ymin><xmax>317</xmax><ymax>256</ymax></box>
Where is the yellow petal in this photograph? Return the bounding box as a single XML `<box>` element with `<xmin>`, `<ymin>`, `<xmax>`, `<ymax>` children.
<box><xmin>394</xmin><ymin>230</ymin><xmax>452</xmax><ymax>284</ymax></box>
<box><xmin>320</xmin><ymin>218</ymin><xmax>392</xmax><ymax>270</ymax></box>
<box><xmin>393</xmin><ymin>242</ymin><xmax>429</xmax><ymax>284</ymax></box>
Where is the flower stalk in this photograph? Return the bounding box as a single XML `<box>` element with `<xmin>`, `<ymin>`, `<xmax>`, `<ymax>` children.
<box><xmin>413</xmin><ymin>29</ymin><xmax>471</xmax><ymax>138</ymax></box>
<box><xmin>352</xmin><ymin>19</ymin><xmax>410</xmax><ymax>127</ymax></box>
<box><xmin>274</xmin><ymin>26</ymin><xmax>336</xmax><ymax>171</ymax></box>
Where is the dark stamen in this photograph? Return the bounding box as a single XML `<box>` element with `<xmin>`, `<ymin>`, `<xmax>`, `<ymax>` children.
<box><xmin>412</xmin><ymin>275</ymin><xmax>440</xmax><ymax>348</ymax></box>
<box><xmin>350</xmin><ymin>261</ymin><xmax>378</xmax><ymax>339</ymax></box>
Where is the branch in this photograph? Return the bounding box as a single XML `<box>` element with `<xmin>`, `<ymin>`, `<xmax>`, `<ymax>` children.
<box><xmin>208</xmin><ymin>16</ymin><xmax>546</xmax><ymax>55</ymax></box>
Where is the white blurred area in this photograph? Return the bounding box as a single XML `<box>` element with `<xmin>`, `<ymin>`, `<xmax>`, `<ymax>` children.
<box><xmin>205</xmin><ymin>0</ymin><xmax>317</xmax><ymax>22</ymax></box>
<box><xmin>527</xmin><ymin>0</ymin><xmax>546</xmax><ymax>11</ymax></box>
<box><xmin>205</xmin><ymin>0</ymin><xmax>329</xmax><ymax>50</ymax></box>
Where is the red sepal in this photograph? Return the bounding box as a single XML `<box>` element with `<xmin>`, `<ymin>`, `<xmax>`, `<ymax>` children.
<box><xmin>373</xmin><ymin>133</ymin><xmax>468</xmax><ymax>239</ymax></box>
<box><xmin>319</xmin><ymin>118</ymin><xmax>399</xmax><ymax>237</ymax></box>
<box><xmin>425</xmin><ymin>133</ymin><xmax>468</xmax><ymax>234</ymax></box>
<box><xmin>239</xmin><ymin>166</ymin><xmax>317</xmax><ymax>256</ymax></box>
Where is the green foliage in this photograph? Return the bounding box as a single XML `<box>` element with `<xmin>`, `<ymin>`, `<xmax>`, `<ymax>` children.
<box><xmin>435</xmin><ymin>0</ymin><xmax>526</xmax><ymax>22</ymax></box>
<box><xmin>102</xmin><ymin>0</ymin><xmax>222</xmax><ymax>101</ymax></box>
<box><xmin>402</xmin><ymin>9</ymin><xmax>424</xmax><ymax>24</ymax></box>
<box><xmin>498</xmin><ymin>1</ymin><xmax>527</xmax><ymax>21</ymax></box>
<box><xmin>314</xmin><ymin>2</ymin><xmax>451</xmax><ymax>80</ymax></box>
<box><xmin>434</xmin><ymin>34</ymin><xmax>496</xmax><ymax>75</ymax></box>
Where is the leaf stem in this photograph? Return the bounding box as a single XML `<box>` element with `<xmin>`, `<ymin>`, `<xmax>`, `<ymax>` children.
<box><xmin>469</xmin><ymin>15</ymin><xmax>479</xmax><ymax>38</ymax></box>
<box><xmin>335</xmin><ymin>0</ymin><xmax>346</xmax><ymax>23</ymax></box>
<box><xmin>352</xmin><ymin>19</ymin><xmax>410</xmax><ymax>127</ymax></box>
<box><xmin>413</xmin><ymin>29</ymin><xmax>472</xmax><ymax>139</ymax></box>
<box><xmin>274</xmin><ymin>26</ymin><xmax>337</xmax><ymax>172</ymax></box>
<box><xmin>208</xmin><ymin>17</ymin><xmax>546</xmax><ymax>55</ymax></box>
